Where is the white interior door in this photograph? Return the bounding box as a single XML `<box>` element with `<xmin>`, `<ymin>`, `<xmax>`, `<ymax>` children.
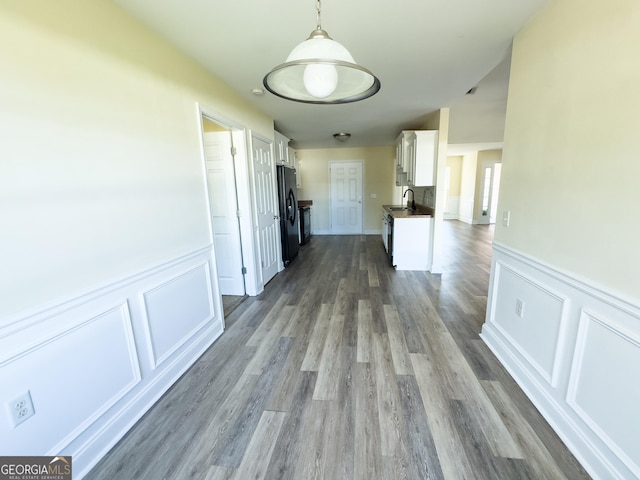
<box><xmin>330</xmin><ymin>161</ymin><xmax>363</xmax><ymax>234</ymax></box>
<box><xmin>203</xmin><ymin>131</ymin><xmax>245</xmax><ymax>295</ymax></box>
<box><xmin>252</xmin><ymin>136</ymin><xmax>279</xmax><ymax>283</ymax></box>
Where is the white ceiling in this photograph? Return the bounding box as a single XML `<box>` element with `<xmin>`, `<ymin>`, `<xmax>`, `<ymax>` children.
<box><xmin>114</xmin><ymin>0</ymin><xmax>545</xmax><ymax>150</ymax></box>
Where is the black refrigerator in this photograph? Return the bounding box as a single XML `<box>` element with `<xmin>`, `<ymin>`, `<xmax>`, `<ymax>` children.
<box><xmin>276</xmin><ymin>165</ymin><xmax>299</xmax><ymax>266</ymax></box>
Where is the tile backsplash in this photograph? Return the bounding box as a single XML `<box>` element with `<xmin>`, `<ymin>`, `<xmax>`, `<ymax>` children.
<box><xmin>411</xmin><ymin>186</ymin><xmax>435</xmax><ymax>209</ymax></box>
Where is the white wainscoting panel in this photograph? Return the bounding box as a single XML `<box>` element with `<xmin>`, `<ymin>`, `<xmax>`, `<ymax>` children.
<box><xmin>458</xmin><ymin>197</ymin><xmax>475</xmax><ymax>224</ymax></box>
<box><xmin>141</xmin><ymin>262</ymin><xmax>215</xmax><ymax>367</ymax></box>
<box><xmin>481</xmin><ymin>242</ymin><xmax>640</xmax><ymax>480</ymax></box>
<box><xmin>0</xmin><ymin>303</ymin><xmax>140</xmax><ymax>455</ymax></box>
<box><xmin>0</xmin><ymin>246</ymin><xmax>223</xmax><ymax>480</ymax></box>
<box><xmin>444</xmin><ymin>195</ymin><xmax>460</xmax><ymax>220</ymax></box>
<box><xmin>567</xmin><ymin>309</ymin><xmax>640</xmax><ymax>478</ymax></box>
<box><xmin>490</xmin><ymin>262</ymin><xmax>568</xmax><ymax>385</ymax></box>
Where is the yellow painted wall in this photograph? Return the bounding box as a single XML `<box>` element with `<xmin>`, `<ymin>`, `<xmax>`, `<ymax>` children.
<box><xmin>295</xmin><ymin>146</ymin><xmax>396</xmax><ymax>233</ymax></box>
<box><xmin>495</xmin><ymin>0</ymin><xmax>640</xmax><ymax>300</ymax></box>
<box><xmin>0</xmin><ymin>1</ymin><xmax>273</xmax><ymax>317</ymax></box>
<box><xmin>202</xmin><ymin>117</ymin><xmax>228</xmax><ymax>132</ymax></box>
<box><xmin>459</xmin><ymin>152</ymin><xmax>478</xmax><ymax>223</ymax></box>
<box><xmin>443</xmin><ymin>155</ymin><xmax>463</xmax><ymax>218</ymax></box>
<box><xmin>446</xmin><ymin>156</ymin><xmax>463</xmax><ymax>196</ymax></box>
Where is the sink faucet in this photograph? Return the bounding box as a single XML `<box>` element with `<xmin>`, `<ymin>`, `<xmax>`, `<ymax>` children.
<box><xmin>403</xmin><ymin>188</ymin><xmax>416</xmax><ymax>210</ymax></box>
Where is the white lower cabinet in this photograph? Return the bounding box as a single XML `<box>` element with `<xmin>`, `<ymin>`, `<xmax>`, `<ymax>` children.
<box><xmin>392</xmin><ymin>217</ymin><xmax>432</xmax><ymax>270</ymax></box>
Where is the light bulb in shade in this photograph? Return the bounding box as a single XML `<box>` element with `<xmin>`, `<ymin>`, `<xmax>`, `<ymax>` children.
<box><xmin>303</xmin><ymin>63</ymin><xmax>338</xmax><ymax>98</ymax></box>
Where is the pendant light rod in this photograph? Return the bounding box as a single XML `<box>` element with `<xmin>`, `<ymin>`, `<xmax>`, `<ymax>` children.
<box><xmin>315</xmin><ymin>0</ymin><xmax>321</xmax><ymax>31</ymax></box>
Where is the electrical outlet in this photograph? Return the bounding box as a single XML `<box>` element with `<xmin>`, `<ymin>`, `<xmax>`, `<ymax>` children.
<box><xmin>515</xmin><ymin>299</ymin><xmax>524</xmax><ymax>318</ymax></box>
<box><xmin>6</xmin><ymin>390</ymin><xmax>35</xmax><ymax>427</ymax></box>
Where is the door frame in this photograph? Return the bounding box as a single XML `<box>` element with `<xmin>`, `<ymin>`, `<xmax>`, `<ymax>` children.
<box><xmin>196</xmin><ymin>103</ymin><xmax>261</xmax><ymax>296</ymax></box>
<box><xmin>329</xmin><ymin>160</ymin><xmax>364</xmax><ymax>234</ymax></box>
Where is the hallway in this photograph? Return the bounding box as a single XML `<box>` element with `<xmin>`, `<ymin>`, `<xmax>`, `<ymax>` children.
<box><xmin>87</xmin><ymin>221</ymin><xmax>589</xmax><ymax>479</ymax></box>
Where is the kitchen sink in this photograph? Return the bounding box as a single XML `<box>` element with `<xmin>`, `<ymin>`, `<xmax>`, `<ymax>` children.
<box><xmin>388</xmin><ymin>207</ymin><xmax>407</xmax><ymax>211</ymax></box>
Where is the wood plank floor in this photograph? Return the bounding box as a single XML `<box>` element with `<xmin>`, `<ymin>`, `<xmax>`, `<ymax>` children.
<box><xmin>86</xmin><ymin>221</ymin><xmax>591</xmax><ymax>480</ymax></box>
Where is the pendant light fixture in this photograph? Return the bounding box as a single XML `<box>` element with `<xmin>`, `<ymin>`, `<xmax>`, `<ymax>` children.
<box><xmin>333</xmin><ymin>132</ymin><xmax>351</xmax><ymax>142</ymax></box>
<box><xmin>263</xmin><ymin>0</ymin><xmax>380</xmax><ymax>104</ymax></box>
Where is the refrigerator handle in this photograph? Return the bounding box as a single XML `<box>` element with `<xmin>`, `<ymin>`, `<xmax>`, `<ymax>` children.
<box><xmin>286</xmin><ymin>189</ymin><xmax>297</xmax><ymax>225</ymax></box>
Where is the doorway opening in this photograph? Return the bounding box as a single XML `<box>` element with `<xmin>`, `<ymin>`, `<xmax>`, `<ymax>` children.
<box><xmin>201</xmin><ymin>115</ymin><xmax>247</xmax><ymax>315</ymax></box>
<box><xmin>479</xmin><ymin>161</ymin><xmax>502</xmax><ymax>225</ymax></box>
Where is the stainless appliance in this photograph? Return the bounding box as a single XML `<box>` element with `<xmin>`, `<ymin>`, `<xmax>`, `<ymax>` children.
<box><xmin>299</xmin><ymin>205</ymin><xmax>311</xmax><ymax>245</ymax></box>
<box><xmin>276</xmin><ymin>165</ymin><xmax>299</xmax><ymax>266</ymax></box>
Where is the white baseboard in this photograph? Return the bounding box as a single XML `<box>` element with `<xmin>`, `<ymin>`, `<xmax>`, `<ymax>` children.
<box><xmin>481</xmin><ymin>242</ymin><xmax>640</xmax><ymax>480</ymax></box>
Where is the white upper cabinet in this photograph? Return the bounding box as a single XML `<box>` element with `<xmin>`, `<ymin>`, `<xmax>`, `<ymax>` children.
<box><xmin>396</xmin><ymin>130</ymin><xmax>438</xmax><ymax>187</ymax></box>
<box><xmin>396</xmin><ymin>136</ymin><xmax>405</xmax><ymax>170</ymax></box>
<box><xmin>274</xmin><ymin>130</ymin><xmax>290</xmax><ymax>166</ymax></box>
<box><xmin>288</xmin><ymin>146</ymin><xmax>301</xmax><ymax>187</ymax></box>
<box><xmin>288</xmin><ymin>146</ymin><xmax>296</xmax><ymax>170</ymax></box>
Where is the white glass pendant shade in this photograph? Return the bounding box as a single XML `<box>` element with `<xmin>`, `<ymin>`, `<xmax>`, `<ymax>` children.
<box><xmin>303</xmin><ymin>63</ymin><xmax>338</xmax><ymax>98</ymax></box>
<box><xmin>263</xmin><ymin>28</ymin><xmax>380</xmax><ymax>104</ymax></box>
<box><xmin>287</xmin><ymin>36</ymin><xmax>353</xmax><ymax>99</ymax></box>
<box><xmin>286</xmin><ymin>36</ymin><xmax>355</xmax><ymax>63</ymax></box>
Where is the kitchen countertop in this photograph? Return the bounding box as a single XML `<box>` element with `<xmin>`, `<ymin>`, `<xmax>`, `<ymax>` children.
<box><xmin>383</xmin><ymin>205</ymin><xmax>432</xmax><ymax>218</ymax></box>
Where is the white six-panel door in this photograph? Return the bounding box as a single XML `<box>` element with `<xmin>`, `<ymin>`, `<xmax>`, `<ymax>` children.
<box><xmin>203</xmin><ymin>132</ymin><xmax>245</xmax><ymax>295</ymax></box>
<box><xmin>252</xmin><ymin>136</ymin><xmax>280</xmax><ymax>283</ymax></box>
<box><xmin>330</xmin><ymin>160</ymin><xmax>363</xmax><ymax>234</ymax></box>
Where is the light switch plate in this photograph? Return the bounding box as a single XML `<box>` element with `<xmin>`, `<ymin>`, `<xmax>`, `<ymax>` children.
<box><xmin>502</xmin><ymin>210</ymin><xmax>511</xmax><ymax>227</ymax></box>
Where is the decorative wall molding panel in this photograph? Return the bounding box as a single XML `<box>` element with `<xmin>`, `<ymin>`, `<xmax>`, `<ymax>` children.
<box><xmin>567</xmin><ymin>309</ymin><xmax>640</xmax><ymax>478</ymax></box>
<box><xmin>489</xmin><ymin>261</ymin><xmax>568</xmax><ymax>386</ymax></box>
<box><xmin>0</xmin><ymin>303</ymin><xmax>141</xmax><ymax>456</ymax></box>
<box><xmin>0</xmin><ymin>247</ymin><xmax>223</xmax><ymax>479</ymax></box>
<box><xmin>481</xmin><ymin>242</ymin><xmax>640</xmax><ymax>480</ymax></box>
<box><xmin>444</xmin><ymin>196</ymin><xmax>460</xmax><ymax>220</ymax></box>
<box><xmin>141</xmin><ymin>262</ymin><xmax>216</xmax><ymax>367</ymax></box>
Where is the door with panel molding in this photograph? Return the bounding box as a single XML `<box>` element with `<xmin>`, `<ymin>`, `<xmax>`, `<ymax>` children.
<box><xmin>252</xmin><ymin>136</ymin><xmax>280</xmax><ymax>283</ymax></box>
<box><xmin>330</xmin><ymin>161</ymin><xmax>363</xmax><ymax>234</ymax></box>
<box><xmin>203</xmin><ymin>131</ymin><xmax>245</xmax><ymax>295</ymax></box>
